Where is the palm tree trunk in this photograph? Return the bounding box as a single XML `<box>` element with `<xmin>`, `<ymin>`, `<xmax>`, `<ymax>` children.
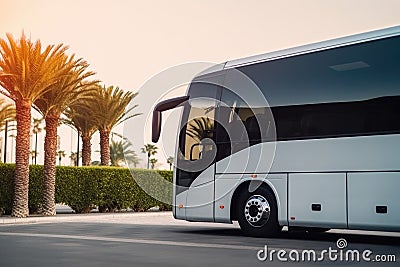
<box><xmin>12</xmin><ymin>99</ymin><xmax>31</xmax><ymax>218</ymax></box>
<box><xmin>3</xmin><ymin>120</ymin><xmax>8</xmax><ymax>163</ymax></box>
<box><xmin>81</xmin><ymin>134</ymin><xmax>92</xmax><ymax>166</ymax></box>
<box><xmin>42</xmin><ymin>114</ymin><xmax>59</xmax><ymax>216</ymax></box>
<box><xmin>34</xmin><ymin>133</ymin><xmax>38</xmax><ymax>164</ymax></box>
<box><xmin>99</xmin><ymin>129</ymin><xmax>110</xmax><ymax>166</ymax></box>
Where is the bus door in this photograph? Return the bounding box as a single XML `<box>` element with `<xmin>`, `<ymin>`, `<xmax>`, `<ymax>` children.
<box><xmin>175</xmin><ymin>79</ymin><xmax>221</xmax><ymax>221</ymax></box>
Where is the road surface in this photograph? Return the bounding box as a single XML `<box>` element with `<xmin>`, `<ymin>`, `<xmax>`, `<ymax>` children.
<box><xmin>0</xmin><ymin>212</ymin><xmax>399</xmax><ymax>266</ymax></box>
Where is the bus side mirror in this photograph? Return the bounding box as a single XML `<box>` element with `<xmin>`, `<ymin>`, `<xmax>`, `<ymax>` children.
<box><xmin>152</xmin><ymin>96</ymin><xmax>189</xmax><ymax>143</ymax></box>
<box><xmin>152</xmin><ymin>110</ymin><xmax>162</xmax><ymax>143</ymax></box>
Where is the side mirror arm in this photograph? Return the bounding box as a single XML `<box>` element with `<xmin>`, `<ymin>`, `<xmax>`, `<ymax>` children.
<box><xmin>152</xmin><ymin>96</ymin><xmax>189</xmax><ymax>143</ymax></box>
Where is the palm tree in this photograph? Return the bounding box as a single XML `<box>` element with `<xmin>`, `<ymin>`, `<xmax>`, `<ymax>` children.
<box><xmin>0</xmin><ymin>98</ymin><xmax>15</xmax><ymax>163</ymax></box>
<box><xmin>110</xmin><ymin>138</ymin><xmax>140</xmax><ymax>167</ymax></box>
<box><xmin>141</xmin><ymin>144</ymin><xmax>158</xmax><ymax>169</ymax></box>
<box><xmin>9</xmin><ymin>132</ymin><xmax>16</xmax><ymax>162</ymax></box>
<box><xmin>34</xmin><ymin>54</ymin><xmax>95</xmax><ymax>215</ymax></box>
<box><xmin>32</xmin><ymin>118</ymin><xmax>43</xmax><ymax>165</ymax></box>
<box><xmin>186</xmin><ymin>117</ymin><xmax>214</xmax><ymax>141</ymax></box>
<box><xmin>0</xmin><ymin>98</ymin><xmax>15</xmax><ymax>131</ymax></box>
<box><xmin>150</xmin><ymin>158</ymin><xmax>158</xmax><ymax>170</ymax></box>
<box><xmin>92</xmin><ymin>85</ymin><xmax>140</xmax><ymax>166</ymax></box>
<box><xmin>57</xmin><ymin>150</ymin><xmax>66</xmax><ymax>166</ymax></box>
<box><xmin>30</xmin><ymin>150</ymin><xmax>38</xmax><ymax>164</ymax></box>
<box><xmin>167</xmin><ymin>156</ymin><xmax>174</xmax><ymax>171</ymax></box>
<box><xmin>69</xmin><ymin>151</ymin><xmax>78</xmax><ymax>166</ymax></box>
<box><xmin>63</xmin><ymin>92</ymin><xmax>98</xmax><ymax>166</ymax></box>
<box><xmin>0</xmin><ymin>33</ymin><xmax>71</xmax><ymax>217</ymax></box>
<box><xmin>91</xmin><ymin>160</ymin><xmax>100</xmax><ymax>166</ymax></box>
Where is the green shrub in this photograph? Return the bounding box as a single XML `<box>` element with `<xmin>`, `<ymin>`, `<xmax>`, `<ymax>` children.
<box><xmin>55</xmin><ymin>167</ymin><xmax>101</xmax><ymax>213</ymax></box>
<box><xmin>155</xmin><ymin>170</ymin><xmax>173</xmax><ymax>211</ymax></box>
<box><xmin>29</xmin><ymin>165</ymin><xmax>44</xmax><ymax>214</ymax></box>
<box><xmin>96</xmin><ymin>167</ymin><xmax>173</xmax><ymax>212</ymax></box>
<box><xmin>0</xmin><ymin>163</ymin><xmax>173</xmax><ymax>215</ymax></box>
<box><xmin>0</xmin><ymin>164</ymin><xmax>14</xmax><ymax>215</ymax></box>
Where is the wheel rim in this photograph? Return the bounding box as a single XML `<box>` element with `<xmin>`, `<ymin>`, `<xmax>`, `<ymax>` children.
<box><xmin>244</xmin><ymin>195</ymin><xmax>270</xmax><ymax>227</ymax></box>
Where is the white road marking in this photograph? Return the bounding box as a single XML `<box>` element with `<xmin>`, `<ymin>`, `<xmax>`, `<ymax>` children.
<box><xmin>0</xmin><ymin>232</ymin><xmax>260</xmax><ymax>251</ymax></box>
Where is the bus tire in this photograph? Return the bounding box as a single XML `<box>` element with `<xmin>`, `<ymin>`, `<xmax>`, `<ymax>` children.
<box><xmin>237</xmin><ymin>186</ymin><xmax>280</xmax><ymax>237</ymax></box>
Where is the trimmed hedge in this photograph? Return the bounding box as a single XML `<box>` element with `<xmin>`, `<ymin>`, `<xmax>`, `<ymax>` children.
<box><xmin>0</xmin><ymin>164</ymin><xmax>173</xmax><ymax>215</ymax></box>
<box><xmin>0</xmin><ymin>164</ymin><xmax>14</xmax><ymax>215</ymax></box>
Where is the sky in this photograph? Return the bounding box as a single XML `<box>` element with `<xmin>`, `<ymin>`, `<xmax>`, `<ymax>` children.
<box><xmin>1</xmin><ymin>0</ymin><xmax>400</xmax><ymax>168</ymax></box>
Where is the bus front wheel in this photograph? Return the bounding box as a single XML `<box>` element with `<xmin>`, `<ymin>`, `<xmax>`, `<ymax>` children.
<box><xmin>237</xmin><ymin>186</ymin><xmax>280</xmax><ymax>237</ymax></box>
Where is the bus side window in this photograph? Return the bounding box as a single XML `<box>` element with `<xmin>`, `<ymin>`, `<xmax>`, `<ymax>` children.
<box><xmin>245</xmin><ymin>113</ymin><xmax>272</xmax><ymax>143</ymax></box>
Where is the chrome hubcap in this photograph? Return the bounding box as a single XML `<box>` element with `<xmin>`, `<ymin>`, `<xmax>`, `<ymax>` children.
<box><xmin>244</xmin><ymin>195</ymin><xmax>270</xmax><ymax>227</ymax></box>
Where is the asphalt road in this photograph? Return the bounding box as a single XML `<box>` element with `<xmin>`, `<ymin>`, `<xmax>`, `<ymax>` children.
<box><xmin>0</xmin><ymin>218</ymin><xmax>399</xmax><ymax>267</ymax></box>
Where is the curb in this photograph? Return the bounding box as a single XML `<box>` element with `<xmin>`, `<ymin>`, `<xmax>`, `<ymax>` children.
<box><xmin>0</xmin><ymin>211</ymin><xmax>173</xmax><ymax>225</ymax></box>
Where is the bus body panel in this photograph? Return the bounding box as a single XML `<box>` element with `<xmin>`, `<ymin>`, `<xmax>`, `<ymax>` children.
<box><xmin>212</xmin><ymin>134</ymin><xmax>400</xmax><ymax>229</ymax></box>
<box><xmin>348</xmin><ymin>172</ymin><xmax>400</xmax><ymax>231</ymax></box>
<box><xmin>271</xmin><ymin>135</ymin><xmax>400</xmax><ymax>173</ymax></box>
<box><xmin>174</xmin><ymin>190</ymin><xmax>187</xmax><ymax>220</ymax></box>
<box><xmin>172</xmin><ymin>168</ymin><xmax>177</xmax><ymax>218</ymax></box>
<box><xmin>184</xmin><ymin>165</ymin><xmax>215</xmax><ymax>222</ymax></box>
<box><xmin>214</xmin><ymin>175</ymin><xmax>239</xmax><ymax>223</ymax></box>
<box><xmin>216</xmin><ymin>141</ymin><xmax>276</xmax><ymax>174</ymax></box>
<box><xmin>288</xmin><ymin>173</ymin><xmax>347</xmax><ymax>228</ymax></box>
<box><xmin>173</xmin><ymin>171</ymin><xmax>216</xmax><ymax>222</ymax></box>
<box><xmin>216</xmin><ymin>134</ymin><xmax>400</xmax><ymax>175</ymax></box>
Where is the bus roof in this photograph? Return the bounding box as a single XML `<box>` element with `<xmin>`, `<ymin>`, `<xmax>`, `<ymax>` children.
<box><xmin>197</xmin><ymin>25</ymin><xmax>400</xmax><ymax>78</ymax></box>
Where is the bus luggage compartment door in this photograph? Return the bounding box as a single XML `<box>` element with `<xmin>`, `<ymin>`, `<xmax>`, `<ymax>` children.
<box><xmin>348</xmin><ymin>172</ymin><xmax>400</xmax><ymax>231</ymax></box>
<box><xmin>288</xmin><ymin>173</ymin><xmax>347</xmax><ymax>228</ymax></box>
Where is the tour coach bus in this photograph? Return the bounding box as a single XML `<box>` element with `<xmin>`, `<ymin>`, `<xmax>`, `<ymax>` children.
<box><xmin>152</xmin><ymin>25</ymin><xmax>400</xmax><ymax>236</ymax></box>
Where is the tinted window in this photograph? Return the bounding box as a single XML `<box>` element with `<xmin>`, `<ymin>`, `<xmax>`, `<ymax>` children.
<box><xmin>273</xmin><ymin>96</ymin><xmax>400</xmax><ymax>140</ymax></box>
<box><xmin>233</xmin><ymin>35</ymin><xmax>400</xmax><ymax>140</ymax></box>
<box><xmin>238</xmin><ymin>36</ymin><xmax>400</xmax><ymax>107</ymax></box>
<box><xmin>176</xmin><ymin>77</ymin><xmax>221</xmax><ymax>189</ymax></box>
<box><xmin>216</xmin><ymin>89</ymin><xmax>275</xmax><ymax>161</ymax></box>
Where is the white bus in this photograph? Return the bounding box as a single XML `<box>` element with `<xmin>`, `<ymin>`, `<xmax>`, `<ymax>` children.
<box><xmin>152</xmin><ymin>25</ymin><xmax>400</xmax><ymax>236</ymax></box>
